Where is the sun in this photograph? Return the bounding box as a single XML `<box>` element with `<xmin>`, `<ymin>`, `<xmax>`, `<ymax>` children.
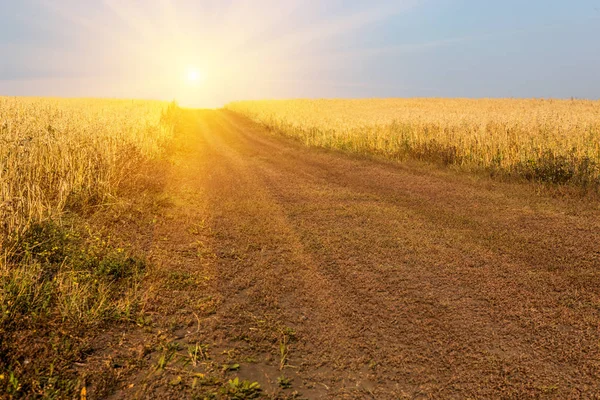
<box><xmin>186</xmin><ymin>67</ymin><xmax>203</xmax><ymax>85</ymax></box>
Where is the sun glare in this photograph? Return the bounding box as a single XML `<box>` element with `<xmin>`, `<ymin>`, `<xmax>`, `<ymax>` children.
<box><xmin>187</xmin><ymin>68</ymin><xmax>202</xmax><ymax>85</ymax></box>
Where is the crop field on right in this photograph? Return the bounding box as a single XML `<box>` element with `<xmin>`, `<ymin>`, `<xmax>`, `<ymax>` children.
<box><xmin>227</xmin><ymin>98</ymin><xmax>600</xmax><ymax>190</ymax></box>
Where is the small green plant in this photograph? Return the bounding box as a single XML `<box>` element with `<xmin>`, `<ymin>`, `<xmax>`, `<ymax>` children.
<box><xmin>188</xmin><ymin>343</ymin><xmax>209</xmax><ymax>366</ymax></box>
<box><xmin>165</xmin><ymin>341</ymin><xmax>182</xmax><ymax>352</ymax></box>
<box><xmin>156</xmin><ymin>351</ymin><xmax>175</xmax><ymax>370</ymax></box>
<box><xmin>8</xmin><ymin>372</ymin><xmax>21</xmax><ymax>394</ymax></box>
<box><xmin>279</xmin><ymin>338</ymin><xmax>288</xmax><ymax>371</ymax></box>
<box><xmin>221</xmin><ymin>378</ymin><xmax>261</xmax><ymax>399</ymax></box>
<box><xmin>0</xmin><ymin>262</ymin><xmax>54</xmax><ymax>329</ymax></box>
<box><xmin>191</xmin><ymin>373</ymin><xmax>220</xmax><ymax>391</ymax></box>
<box><xmin>9</xmin><ymin>221</ymin><xmax>71</xmax><ymax>265</ymax></box>
<box><xmin>167</xmin><ymin>271</ymin><xmax>200</xmax><ymax>288</ymax></box>
<box><xmin>136</xmin><ymin>314</ymin><xmax>153</xmax><ymax>327</ymax></box>
<box><xmin>222</xmin><ymin>363</ymin><xmax>240</xmax><ymax>373</ymax></box>
<box><xmin>96</xmin><ymin>254</ymin><xmax>145</xmax><ymax>280</ymax></box>
<box><xmin>278</xmin><ymin>375</ymin><xmax>292</xmax><ymax>389</ymax></box>
<box><xmin>278</xmin><ymin>327</ymin><xmax>296</xmax><ymax>371</ymax></box>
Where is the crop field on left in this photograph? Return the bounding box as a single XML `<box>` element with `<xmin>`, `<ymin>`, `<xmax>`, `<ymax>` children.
<box><xmin>1</xmin><ymin>97</ymin><xmax>175</xmax><ymax>236</ymax></box>
<box><xmin>0</xmin><ymin>97</ymin><xmax>177</xmax><ymax>397</ymax></box>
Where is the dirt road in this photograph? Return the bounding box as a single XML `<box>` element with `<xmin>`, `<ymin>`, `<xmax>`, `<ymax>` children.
<box><xmin>104</xmin><ymin>110</ymin><xmax>600</xmax><ymax>399</ymax></box>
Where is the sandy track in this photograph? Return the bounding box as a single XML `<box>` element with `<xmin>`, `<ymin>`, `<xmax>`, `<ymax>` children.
<box><xmin>111</xmin><ymin>110</ymin><xmax>600</xmax><ymax>399</ymax></box>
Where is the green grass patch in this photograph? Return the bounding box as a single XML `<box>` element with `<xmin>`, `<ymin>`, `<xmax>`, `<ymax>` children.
<box><xmin>0</xmin><ymin>221</ymin><xmax>148</xmax><ymax>398</ymax></box>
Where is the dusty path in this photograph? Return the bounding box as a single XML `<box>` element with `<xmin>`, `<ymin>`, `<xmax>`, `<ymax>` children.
<box><xmin>105</xmin><ymin>110</ymin><xmax>600</xmax><ymax>399</ymax></box>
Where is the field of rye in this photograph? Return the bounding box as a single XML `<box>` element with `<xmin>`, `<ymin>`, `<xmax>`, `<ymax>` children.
<box><xmin>1</xmin><ymin>97</ymin><xmax>176</xmax><ymax>238</ymax></box>
<box><xmin>227</xmin><ymin>99</ymin><xmax>600</xmax><ymax>190</ymax></box>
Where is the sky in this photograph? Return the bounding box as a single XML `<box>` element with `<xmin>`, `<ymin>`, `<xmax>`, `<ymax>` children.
<box><xmin>1</xmin><ymin>0</ymin><xmax>599</xmax><ymax>107</ymax></box>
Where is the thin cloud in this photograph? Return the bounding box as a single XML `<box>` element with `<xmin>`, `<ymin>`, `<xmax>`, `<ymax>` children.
<box><xmin>256</xmin><ymin>1</ymin><xmax>420</xmax><ymax>54</ymax></box>
<box><xmin>338</xmin><ymin>13</ymin><xmax>600</xmax><ymax>60</ymax></box>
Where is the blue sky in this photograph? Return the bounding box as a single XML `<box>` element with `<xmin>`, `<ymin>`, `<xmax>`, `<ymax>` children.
<box><xmin>1</xmin><ymin>0</ymin><xmax>599</xmax><ymax>106</ymax></box>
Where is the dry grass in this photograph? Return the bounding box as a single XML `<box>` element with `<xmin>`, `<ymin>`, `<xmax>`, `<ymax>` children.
<box><xmin>226</xmin><ymin>98</ymin><xmax>600</xmax><ymax>189</ymax></box>
<box><xmin>0</xmin><ymin>97</ymin><xmax>176</xmax><ymax>239</ymax></box>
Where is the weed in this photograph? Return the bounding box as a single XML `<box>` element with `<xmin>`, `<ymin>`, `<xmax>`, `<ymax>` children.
<box><xmin>279</xmin><ymin>337</ymin><xmax>289</xmax><ymax>371</ymax></box>
<box><xmin>0</xmin><ymin>262</ymin><xmax>54</xmax><ymax>329</ymax></box>
<box><xmin>222</xmin><ymin>363</ymin><xmax>241</xmax><ymax>373</ymax></box>
<box><xmin>515</xmin><ymin>150</ymin><xmax>600</xmax><ymax>186</ymax></box>
<box><xmin>96</xmin><ymin>254</ymin><xmax>145</xmax><ymax>280</ymax></box>
<box><xmin>221</xmin><ymin>378</ymin><xmax>261</xmax><ymax>399</ymax></box>
<box><xmin>167</xmin><ymin>270</ymin><xmax>201</xmax><ymax>288</ymax></box>
<box><xmin>55</xmin><ymin>270</ymin><xmax>112</xmax><ymax>325</ymax></box>
<box><xmin>7</xmin><ymin>372</ymin><xmax>21</xmax><ymax>395</ymax></box>
<box><xmin>8</xmin><ymin>221</ymin><xmax>71</xmax><ymax>265</ymax></box>
<box><xmin>166</xmin><ymin>341</ymin><xmax>183</xmax><ymax>352</ymax></box>
<box><xmin>278</xmin><ymin>375</ymin><xmax>293</xmax><ymax>389</ymax></box>
<box><xmin>188</xmin><ymin>343</ymin><xmax>210</xmax><ymax>366</ymax></box>
<box><xmin>279</xmin><ymin>327</ymin><xmax>296</xmax><ymax>371</ymax></box>
<box><xmin>156</xmin><ymin>351</ymin><xmax>175</xmax><ymax>370</ymax></box>
<box><xmin>169</xmin><ymin>376</ymin><xmax>182</xmax><ymax>386</ymax></box>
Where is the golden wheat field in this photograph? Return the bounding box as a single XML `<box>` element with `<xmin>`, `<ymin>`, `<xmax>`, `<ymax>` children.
<box><xmin>227</xmin><ymin>99</ymin><xmax>600</xmax><ymax>189</ymax></box>
<box><xmin>0</xmin><ymin>97</ymin><xmax>176</xmax><ymax>239</ymax></box>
